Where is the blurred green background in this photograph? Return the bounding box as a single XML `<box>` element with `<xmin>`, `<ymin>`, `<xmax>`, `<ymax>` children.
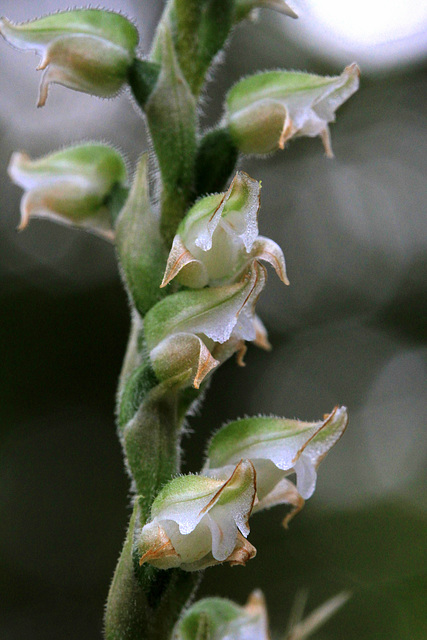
<box><xmin>0</xmin><ymin>1</ymin><xmax>426</xmax><ymax>638</ymax></box>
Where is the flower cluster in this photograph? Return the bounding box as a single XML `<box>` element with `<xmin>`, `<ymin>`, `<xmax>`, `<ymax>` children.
<box><xmin>146</xmin><ymin>171</ymin><xmax>288</xmax><ymax>389</ymax></box>
<box><xmin>138</xmin><ymin>406</ymin><xmax>348</xmax><ymax>571</ymax></box>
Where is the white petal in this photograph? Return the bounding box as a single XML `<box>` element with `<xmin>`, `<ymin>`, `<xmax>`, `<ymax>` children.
<box><xmin>293</xmin><ymin>454</ymin><xmax>317</xmax><ymax>500</ymax></box>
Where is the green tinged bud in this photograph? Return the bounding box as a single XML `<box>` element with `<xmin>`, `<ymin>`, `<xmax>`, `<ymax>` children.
<box><xmin>8</xmin><ymin>144</ymin><xmax>127</xmax><ymax>238</ymax></box>
<box><xmin>0</xmin><ymin>9</ymin><xmax>138</xmax><ymax>106</ymax></box>
<box><xmin>226</xmin><ymin>63</ymin><xmax>360</xmax><ymax>156</ymax></box>
<box><xmin>174</xmin><ymin>591</ymin><xmax>270</xmax><ymax>640</ymax></box>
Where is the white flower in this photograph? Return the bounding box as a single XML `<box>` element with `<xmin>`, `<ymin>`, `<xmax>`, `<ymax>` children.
<box><xmin>173</xmin><ymin>590</ymin><xmax>270</xmax><ymax>640</ymax></box>
<box><xmin>161</xmin><ymin>171</ymin><xmax>288</xmax><ymax>289</ymax></box>
<box><xmin>138</xmin><ymin>460</ymin><xmax>257</xmax><ymax>571</ymax></box>
<box><xmin>226</xmin><ymin>64</ymin><xmax>360</xmax><ymax>156</ymax></box>
<box><xmin>204</xmin><ymin>406</ymin><xmax>349</xmax><ymax>524</ymax></box>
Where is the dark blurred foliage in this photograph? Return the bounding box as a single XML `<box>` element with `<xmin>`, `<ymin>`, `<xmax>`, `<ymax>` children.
<box><xmin>0</xmin><ymin>1</ymin><xmax>426</xmax><ymax>638</ymax></box>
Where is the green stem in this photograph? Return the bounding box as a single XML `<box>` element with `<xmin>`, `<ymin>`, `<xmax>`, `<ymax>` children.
<box><xmin>105</xmin><ymin>504</ymin><xmax>200</xmax><ymax>640</ymax></box>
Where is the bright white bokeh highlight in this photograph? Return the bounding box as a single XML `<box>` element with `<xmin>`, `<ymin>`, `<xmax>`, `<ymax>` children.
<box><xmin>285</xmin><ymin>0</ymin><xmax>427</xmax><ymax>69</ymax></box>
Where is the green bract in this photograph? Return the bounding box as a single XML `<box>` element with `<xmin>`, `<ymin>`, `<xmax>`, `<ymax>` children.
<box><xmin>115</xmin><ymin>154</ymin><xmax>167</xmax><ymax>316</ymax></box>
<box><xmin>161</xmin><ymin>171</ymin><xmax>288</xmax><ymax>288</ymax></box>
<box><xmin>137</xmin><ymin>460</ymin><xmax>257</xmax><ymax>571</ymax></box>
<box><xmin>226</xmin><ymin>63</ymin><xmax>360</xmax><ymax>156</ymax></box>
<box><xmin>0</xmin><ymin>9</ymin><xmax>138</xmax><ymax>105</ymax></box>
<box><xmin>8</xmin><ymin>144</ymin><xmax>127</xmax><ymax>238</ymax></box>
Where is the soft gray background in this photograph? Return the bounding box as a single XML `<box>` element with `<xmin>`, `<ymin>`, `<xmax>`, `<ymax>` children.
<box><xmin>0</xmin><ymin>1</ymin><xmax>426</xmax><ymax>638</ymax></box>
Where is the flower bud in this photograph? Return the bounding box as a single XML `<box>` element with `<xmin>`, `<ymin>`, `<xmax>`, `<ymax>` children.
<box><xmin>161</xmin><ymin>171</ymin><xmax>288</xmax><ymax>289</ymax></box>
<box><xmin>174</xmin><ymin>590</ymin><xmax>270</xmax><ymax>640</ymax></box>
<box><xmin>150</xmin><ymin>333</ymin><xmax>219</xmax><ymax>390</ymax></box>
<box><xmin>0</xmin><ymin>9</ymin><xmax>138</xmax><ymax>106</ymax></box>
<box><xmin>204</xmin><ymin>406</ymin><xmax>348</xmax><ymax>523</ymax></box>
<box><xmin>226</xmin><ymin>64</ymin><xmax>360</xmax><ymax>156</ymax></box>
<box><xmin>137</xmin><ymin>460</ymin><xmax>257</xmax><ymax>571</ymax></box>
<box><xmin>8</xmin><ymin>144</ymin><xmax>127</xmax><ymax>238</ymax></box>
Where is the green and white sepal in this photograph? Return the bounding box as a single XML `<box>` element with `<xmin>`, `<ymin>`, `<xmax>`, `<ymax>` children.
<box><xmin>137</xmin><ymin>460</ymin><xmax>256</xmax><ymax>571</ymax></box>
<box><xmin>161</xmin><ymin>171</ymin><xmax>288</xmax><ymax>289</ymax></box>
<box><xmin>0</xmin><ymin>9</ymin><xmax>138</xmax><ymax>106</ymax></box>
<box><xmin>204</xmin><ymin>406</ymin><xmax>348</xmax><ymax>523</ymax></box>
<box><xmin>173</xmin><ymin>590</ymin><xmax>270</xmax><ymax>640</ymax></box>
<box><xmin>226</xmin><ymin>64</ymin><xmax>360</xmax><ymax>156</ymax></box>
<box><xmin>8</xmin><ymin>144</ymin><xmax>128</xmax><ymax>238</ymax></box>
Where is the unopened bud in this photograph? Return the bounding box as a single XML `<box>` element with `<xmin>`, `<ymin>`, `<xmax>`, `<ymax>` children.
<box><xmin>0</xmin><ymin>9</ymin><xmax>138</xmax><ymax>106</ymax></box>
<box><xmin>235</xmin><ymin>0</ymin><xmax>298</xmax><ymax>22</ymax></box>
<box><xmin>8</xmin><ymin>144</ymin><xmax>127</xmax><ymax>238</ymax></box>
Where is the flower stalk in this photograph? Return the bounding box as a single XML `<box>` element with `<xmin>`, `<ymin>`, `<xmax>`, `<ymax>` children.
<box><xmin>2</xmin><ymin>1</ymin><xmax>360</xmax><ymax>638</ymax></box>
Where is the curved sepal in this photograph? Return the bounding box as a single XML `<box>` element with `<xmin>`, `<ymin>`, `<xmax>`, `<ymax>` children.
<box><xmin>150</xmin><ymin>333</ymin><xmax>219</xmax><ymax>389</ymax></box>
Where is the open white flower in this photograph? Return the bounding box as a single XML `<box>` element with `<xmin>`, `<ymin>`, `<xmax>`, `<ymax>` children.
<box><xmin>226</xmin><ymin>64</ymin><xmax>360</xmax><ymax>156</ymax></box>
<box><xmin>204</xmin><ymin>406</ymin><xmax>348</xmax><ymax>524</ymax></box>
<box><xmin>138</xmin><ymin>460</ymin><xmax>257</xmax><ymax>571</ymax></box>
<box><xmin>161</xmin><ymin>171</ymin><xmax>288</xmax><ymax>289</ymax></box>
